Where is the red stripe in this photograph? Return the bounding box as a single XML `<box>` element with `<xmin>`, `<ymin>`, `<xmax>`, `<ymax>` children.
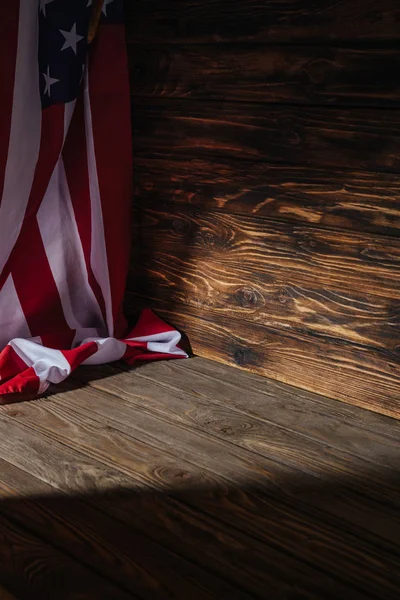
<box><xmin>0</xmin><ymin>366</ymin><xmax>40</xmax><ymax>398</ymax></box>
<box><xmin>62</xmin><ymin>342</ymin><xmax>99</xmax><ymax>371</ymax></box>
<box><xmin>10</xmin><ymin>220</ymin><xmax>74</xmax><ymax>349</ymax></box>
<box><xmin>0</xmin><ymin>104</ymin><xmax>66</xmax><ymax>291</ymax></box>
<box><xmin>0</xmin><ymin>345</ymin><xmax>27</xmax><ymax>383</ymax></box>
<box><xmin>0</xmin><ymin>3</ymin><xmax>20</xmax><ymax>203</ymax></box>
<box><xmin>62</xmin><ymin>92</ymin><xmax>107</xmax><ymax>323</ymax></box>
<box><xmin>24</xmin><ymin>104</ymin><xmax>66</xmax><ymax>221</ymax></box>
<box><xmin>88</xmin><ymin>24</ymin><xmax>132</xmax><ymax>338</ymax></box>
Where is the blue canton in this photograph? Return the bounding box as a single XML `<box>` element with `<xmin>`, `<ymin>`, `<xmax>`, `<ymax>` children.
<box><xmin>38</xmin><ymin>0</ymin><xmax>124</xmax><ymax>109</ymax></box>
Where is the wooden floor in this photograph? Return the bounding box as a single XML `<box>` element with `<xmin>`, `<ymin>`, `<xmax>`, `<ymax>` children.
<box><xmin>0</xmin><ymin>358</ymin><xmax>399</xmax><ymax>599</ymax></box>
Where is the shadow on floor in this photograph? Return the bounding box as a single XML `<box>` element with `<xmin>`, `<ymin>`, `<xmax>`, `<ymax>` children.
<box><xmin>0</xmin><ymin>467</ymin><xmax>399</xmax><ymax>599</ymax></box>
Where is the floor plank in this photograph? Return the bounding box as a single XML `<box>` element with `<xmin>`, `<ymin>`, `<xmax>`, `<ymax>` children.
<box><xmin>0</xmin><ymin>358</ymin><xmax>399</xmax><ymax>598</ymax></box>
<box><xmin>0</xmin><ymin>507</ymin><xmax>133</xmax><ymax>600</ymax></box>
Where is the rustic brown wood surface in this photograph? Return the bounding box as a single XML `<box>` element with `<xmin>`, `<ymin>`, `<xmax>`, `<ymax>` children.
<box><xmin>131</xmin><ymin>206</ymin><xmax>400</xmax><ymax>303</ymax></box>
<box><xmin>125</xmin><ymin>0</ymin><xmax>400</xmax><ymax>44</ymax></box>
<box><xmin>127</xmin><ymin>0</ymin><xmax>400</xmax><ymax>413</ymax></box>
<box><xmin>127</xmin><ymin>295</ymin><xmax>400</xmax><ymax>417</ymax></box>
<box><xmin>0</xmin><ymin>359</ymin><xmax>400</xmax><ymax>597</ymax></box>
<box><xmin>130</xmin><ymin>46</ymin><xmax>400</xmax><ymax>107</ymax></box>
<box><xmin>128</xmin><ymin>205</ymin><xmax>400</xmax><ymax>414</ymax></box>
<box><xmin>132</xmin><ymin>98</ymin><xmax>400</xmax><ymax>174</ymax></box>
<box><xmin>134</xmin><ymin>157</ymin><xmax>400</xmax><ymax>237</ymax></box>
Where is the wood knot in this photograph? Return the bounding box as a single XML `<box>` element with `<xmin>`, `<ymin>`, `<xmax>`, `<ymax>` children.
<box><xmin>193</xmin><ymin>229</ymin><xmax>216</xmax><ymax>248</ymax></box>
<box><xmin>234</xmin><ymin>287</ymin><xmax>260</xmax><ymax>308</ymax></box>
<box><xmin>278</xmin><ymin>288</ymin><xmax>291</xmax><ymax>304</ymax></box>
<box><xmin>306</xmin><ymin>57</ymin><xmax>335</xmax><ymax>86</ymax></box>
<box><xmin>298</xmin><ymin>234</ymin><xmax>317</xmax><ymax>251</ymax></box>
<box><xmin>233</xmin><ymin>347</ymin><xmax>255</xmax><ymax>367</ymax></box>
<box><xmin>155</xmin><ymin>466</ymin><xmax>194</xmax><ymax>484</ymax></box>
<box><xmin>6</xmin><ymin>410</ymin><xmax>23</xmax><ymax>418</ymax></box>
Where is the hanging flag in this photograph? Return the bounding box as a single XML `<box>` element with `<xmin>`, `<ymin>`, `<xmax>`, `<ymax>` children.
<box><xmin>0</xmin><ymin>0</ymin><xmax>187</xmax><ymax>399</ymax></box>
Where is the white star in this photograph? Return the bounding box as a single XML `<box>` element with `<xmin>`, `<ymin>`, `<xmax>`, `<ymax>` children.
<box><xmin>102</xmin><ymin>0</ymin><xmax>113</xmax><ymax>16</ymax></box>
<box><xmin>39</xmin><ymin>0</ymin><xmax>55</xmax><ymax>17</ymax></box>
<box><xmin>42</xmin><ymin>66</ymin><xmax>59</xmax><ymax>97</ymax></box>
<box><xmin>59</xmin><ymin>23</ymin><xmax>84</xmax><ymax>55</ymax></box>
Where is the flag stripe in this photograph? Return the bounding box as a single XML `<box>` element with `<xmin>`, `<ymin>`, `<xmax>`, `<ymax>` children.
<box><xmin>83</xmin><ymin>66</ymin><xmax>114</xmax><ymax>336</ymax></box>
<box><xmin>37</xmin><ymin>157</ymin><xmax>106</xmax><ymax>344</ymax></box>
<box><xmin>0</xmin><ymin>275</ymin><xmax>32</xmax><ymax>351</ymax></box>
<box><xmin>62</xmin><ymin>90</ymin><xmax>108</xmax><ymax>325</ymax></box>
<box><xmin>10</xmin><ymin>218</ymin><xmax>75</xmax><ymax>349</ymax></box>
<box><xmin>0</xmin><ymin>0</ymin><xmax>42</xmax><ymax>275</ymax></box>
<box><xmin>0</xmin><ymin>2</ymin><xmax>19</xmax><ymax>203</ymax></box>
<box><xmin>87</xmin><ymin>23</ymin><xmax>132</xmax><ymax>338</ymax></box>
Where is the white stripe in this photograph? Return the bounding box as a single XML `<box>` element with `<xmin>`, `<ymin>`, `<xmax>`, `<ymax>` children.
<box><xmin>129</xmin><ymin>331</ymin><xmax>188</xmax><ymax>357</ymax></box>
<box><xmin>81</xmin><ymin>337</ymin><xmax>126</xmax><ymax>365</ymax></box>
<box><xmin>37</xmin><ymin>157</ymin><xmax>107</xmax><ymax>343</ymax></box>
<box><xmin>0</xmin><ymin>0</ymin><xmax>41</xmax><ymax>273</ymax></box>
<box><xmin>83</xmin><ymin>67</ymin><xmax>114</xmax><ymax>336</ymax></box>
<box><xmin>9</xmin><ymin>338</ymin><xmax>71</xmax><ymax>394</ymax></box>
<box><xmin>0</xmin><ymin>275</ymin><xmax>32</xmax><ymax>351</ymax></box>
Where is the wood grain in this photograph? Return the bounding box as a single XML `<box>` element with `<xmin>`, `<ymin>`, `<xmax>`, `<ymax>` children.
<box><xmin>136</xmin><ymin>358</ymin><xmax>400</xmax><ymax>449</ymax></box>
<box><xmin>0</xmin><ymin>509</ymin><xmax>131</xmax><ymax>600</ymax></box>
<box><xmin>0</xmin><ymin>417</ymin><xmax>251</xmax><ymax>599</ymax></box>
<box><xmin>4</xmin><ymin>382</ymin><xmax>400</xmax><ymax>599</ymax></box>
<box><xmin>130</xmin><ymin>45</ymin><xmax>400</xmax><ymax>107</ymax></box>
<box><xmin>127</xmin><ymin>0</ymin><xmax>400</xmax><ymax>415</ymax></box>
<box><xmin>128</xmin><ymin>204</ymin><xmax>400</xmax><ymax>411</ymax></box>
<box><xmin>132</xmin><ymin>98</ymin><xmax>400</xmax><ymax>174</ymax></box>
<box><xmin>130</xmin><ymin>204</ymin><xmax>400</xmax><ymax>318</ymax></box>
<box><xmin>0</xmin><ymin>359</ymin><xmax>400</xmax><ymax>597</ymax></box>
<box><xmin>130</xmin><ymin>242</ymin><xmax>400</xmax><ymax>350</ymax></box>
<box><xmin>126</xmin><ymin>295</ymin><xmax>400</xmax><ymax>417</ymax></box>
<box><xmin>71</xmin><ymin>365</ymin><xmax>400</xmax><ymax>507</ymax></box>
<box><xmin>0</xmin><ymin>465</ymin><xmax>245</xmax><ymax>600</ymax></box>
<box><xmin>133</xmin><ymin>157</ymin><xmax>400</xmax><ymax>237</ymax></box>
<box><xmin>0</xmin><ymin>400</ymin><xmax>373</xmax><ymax>599</ymax></box>
<box><xmin>125</xmin><ymin>0</ymin><xmax>400</xmax><ymax>44</ymax></box>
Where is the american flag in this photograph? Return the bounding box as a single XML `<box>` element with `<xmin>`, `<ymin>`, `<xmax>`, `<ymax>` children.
<box><xmin>0</xmin><ymin>0</ymin><xmax>186</xmax><ymax>399</ymax></box>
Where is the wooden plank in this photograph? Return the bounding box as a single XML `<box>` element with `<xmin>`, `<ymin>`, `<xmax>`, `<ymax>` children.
<box><xmin>130</xmin><ymin>45</ymin><xmax>400</xmax><ymax>107</ymax></box>
<box><xmin>0</xmin><ymin>401</ymin><xmax>374</xmax><ymax>600</ymax></box>
<box><xmin>158</xmin><ymin>358</ymin><xmax>400</xmax><ymax>444</ymax></box>
<box><xmin>132</xmin><ymin>98</ymin><xmax>400</xmax><ymax>174</ymax></box>
<box><xmin>125</xmin><ymin>0</ymin><xmax>400</xmax><ymax>44</ymax></box>
<box><xmin>0</xmin><ymin>459</ymin><xmax>246</xmax><ymax>600</ymax></box>
<box><xmin>134</xmin><ymin>157</ymin><xmax>400</xmax><ymax>237</ymax></box>
<box><xmin>131</xmin><ymin>207</ymin><xmax>400</xmax><ymax>300</ymax></box>
<box><xmin>126</xmin><ymin>295</ymin><xmax>400</xmax><ymax>417</ymax></box>
<box><xmin>0</xmin><ymin>409</ymin><xmax>137</xmax><ymax>495</ymax></box>
<box><xmin>4</xmin><ymin>387</ymin><xmax>400</xmax><ymax>599</ymax></box>
<box><xmin>70</xmin><ymin>364</ymin><xmax>400</xmax><ymax>505</ymax></box>
<box><xmin>94</xmin><ymin>487</ymin><xmax>400</xmax><ymax>600</ymax></box>
<box><xmin>130</xmin><ymin>245</ymin><xmax>399</xmax><ymax>351</ymax></box>
<box><xmin>0</xmin><ymin>417</ymin><xmax>253</xmax><ymax>599</ymax></box>
<box><xmin>129</xmin><ymin>206</ymin><xmax>400</xmax><ymax>341</ymax></box>
<box><xmin>0</xmin><ymin>509</ymin><xmax>132</xmax><ymax>600</ymax></box>
<box><xmin>0</xmin><ymin>404</ymin><xmax>208</xmax><ymax>493</ymax></box>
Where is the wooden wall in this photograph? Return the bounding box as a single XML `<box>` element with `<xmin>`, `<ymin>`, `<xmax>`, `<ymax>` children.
<box><xmin>124</xmin><ymin>0</ymin><xmax>400</xmax><ymax>417</ymax></box>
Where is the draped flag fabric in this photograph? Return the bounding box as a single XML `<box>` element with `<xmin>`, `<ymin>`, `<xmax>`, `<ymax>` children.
<box><xmin>0</xmin><ymin>0</ymin><xmax>187</xmax><ymax>399</ymax></box>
